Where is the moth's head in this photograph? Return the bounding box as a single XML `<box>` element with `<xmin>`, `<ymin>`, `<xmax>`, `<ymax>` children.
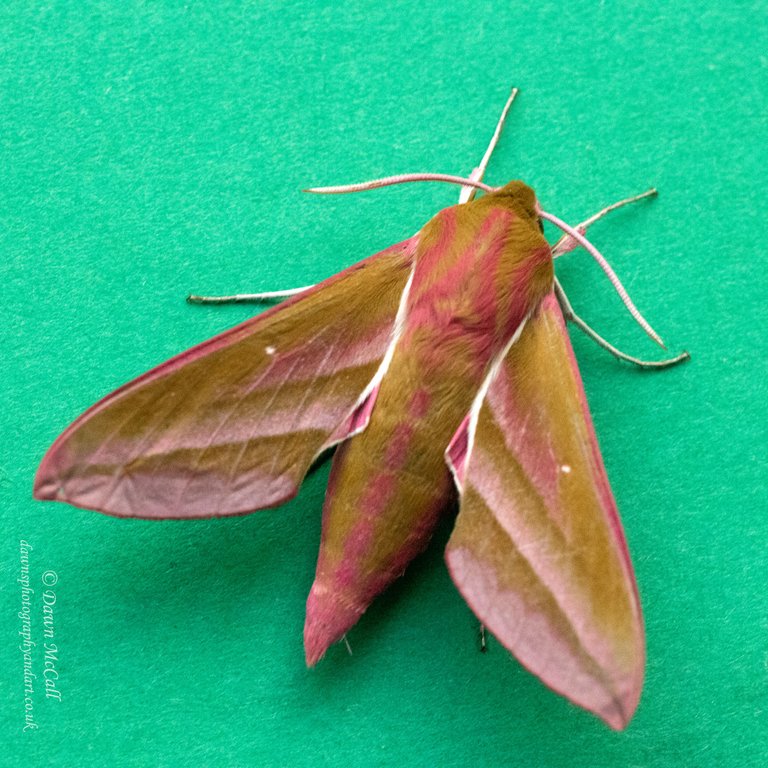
<box><xmin>487</xmin><ymin>180</ymin><xmax>541</xmax><ymax>229</ymax></box>
<box><xmin>489</xmin><ymin>180</ymin><xmax>538</xmax><ymax>216</ymax></box>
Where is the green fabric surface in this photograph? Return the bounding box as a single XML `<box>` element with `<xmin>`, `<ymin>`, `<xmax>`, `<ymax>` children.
<box><xmin>3</xmin><ymin>2</ymin><xmax>766</xmax><ymax>766</ymax></box>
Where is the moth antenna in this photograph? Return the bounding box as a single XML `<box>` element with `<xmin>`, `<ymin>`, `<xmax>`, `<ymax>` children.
<box><xmin>554</xmin><ymin>279</ymin><xmax>689</xmax><ymax>369</ymax></box>
<box><xmin>305</xmin><ymin>173</ymin><xmax>496</xmax><ymax>195</ymax></box>
<box><xmin>459</xmin><ymin>87</ymin><xmax>519</xmax><ymax>204</ymax></box>
<box><xmin>538</xmin><ymin>207</ymin><xmax>667</xmax><ymax>349</ymax></box>
<box><xmin>552</xmin><ymin>189</ymin><xmax>657</xmax><ymax>258</ymax></box>
<box><xmin>187</xmin><ymin>286</ymin><xmax>314</xmax><ymax>304</ymax></box>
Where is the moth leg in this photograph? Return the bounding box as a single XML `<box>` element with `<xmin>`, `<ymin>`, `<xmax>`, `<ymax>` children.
<box><xmin>187</xmin><ymin>285</ymin><xmax>315</xmax><ymax>304</ymax></box>
<box><xmin>478</xmin><ymin>623</ymin><xmax>488</xmax><ymax>653</ymax></box>
<box><xmin>459</xmin><ymin>87</ymin><xmax>519</xmax><ymax>204</ymax></box>
<box><xmin>552</xmin><ymin>189</ymin><xmax>657</xmax><ymax>257</ymax></box>
<box><xmin>543</xmin><ymin>208</ymin><xmax>666</xmax><ymax>349</ymax></box>
<box><xmin>554</xmin><ymin>279</ymin><xmax>690</xmax><ymax>370</ymax></box>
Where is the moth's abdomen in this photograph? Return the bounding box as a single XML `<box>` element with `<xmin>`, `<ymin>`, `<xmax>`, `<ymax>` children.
<box><xmin>304</xmin><ymin>349</ymin><xmax>467</xmax><ymax>666</ymax></box>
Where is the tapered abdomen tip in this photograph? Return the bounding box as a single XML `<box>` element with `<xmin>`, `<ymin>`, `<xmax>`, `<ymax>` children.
<box><xmin>304</xmin><ymin>583</ymin><xmax>363</xmax><ymax>667</ymax></box>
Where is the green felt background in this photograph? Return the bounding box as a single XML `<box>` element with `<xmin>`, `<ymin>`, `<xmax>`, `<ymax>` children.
<box><xmin>2</xmin><ymin>2</ymin><xmax>766</xmax><ymax>766</ymax></box>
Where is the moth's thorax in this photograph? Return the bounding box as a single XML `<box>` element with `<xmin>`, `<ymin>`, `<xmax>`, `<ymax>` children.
<box><xmin>406</xmin><ymin>182</ymin><xmax>553</xmax><ymax>366</ymax></box>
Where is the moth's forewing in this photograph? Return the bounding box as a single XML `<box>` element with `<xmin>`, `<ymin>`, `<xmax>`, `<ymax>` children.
<box><xmin>446</xmin><ymin>292</ymin><xmax>644</xmax><ymax>730</ymax></box>
<box><xmin>34</xmin><ymin>239</ymin><xmax>416</xmax><ymax>519</ymax></box>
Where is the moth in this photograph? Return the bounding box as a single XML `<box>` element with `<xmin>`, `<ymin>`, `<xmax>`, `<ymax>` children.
<box><xmin>34</xmin><ymin>89</ymin><xmax>687</xmax><ymax>729</ymax></box>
